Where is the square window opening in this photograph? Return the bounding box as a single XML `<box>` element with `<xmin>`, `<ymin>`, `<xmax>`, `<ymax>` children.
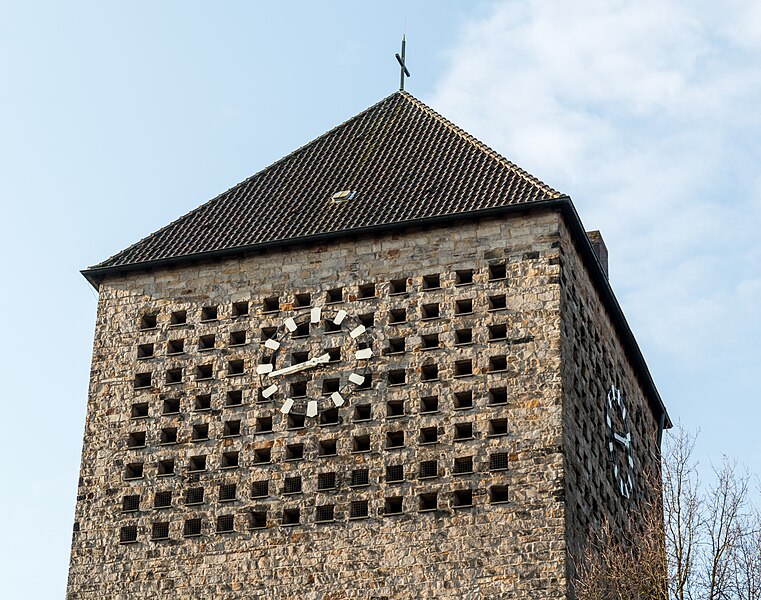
<box><xmin>283</xmin><ymin>476</ymin><xmax>302</xmax><ymax>495</ymax></box>
<box><xmin>316</xmin><ymin>504</ymin><xmax>335</xmax><ymax>523</ymax></box>
<box><xmin>191</xmin><ymin>424</ymin><xmax>209</xmax><ymax>441</ymax></box>
<box><xmin>455</xmin><ymin>328</ymin><xmax>473</xmax><ymax>345</ymax></box>
<box><xmin>170</xmin><ymin>310</ymin><xmax>187</xmax><ymax>326</ymax></box>
<box><xmin>351</xmin><ymin>468</ymin><xmax>369</xmax><ymax>487</ymax></box>
<box><xmin>358</xmin><ymin>283</ymin><xmax>376</xmax><ymax>299</ymax></box>
<box><xmin>419</xmin><ymin>427</ymin><xmax>438</xmax><ymax>445</ymax></box>
<box><xmin>354</xmin><ymin>404</ymin><xmax>372</xmax><ymax>422</ymax></box>
<box><xmin>157</xmin><ymin>459</ymin><xmax>175</xmax><ymax>476</ymax></box>
<box><xmin>223</xmin><ymin>420</ymin><xmax>242</xmax><ymax>437</ymax></box>
<box><xmin>488</xmin><ymin>294</ymin><xmax>507</xmax><ymax>311</ymax></box>
<box><xmin>322</xmin><ymin>378</ymin><xmax>340</xmax><ymax>395</ymax></box>
<box><xmin>389</xmin><ymin>308</ymin><xmax>406</xmax><ymax>324</ymax></box>
<box><xmin>327</xmin><ymin>347</ymin><xmax>341</xmax><ymax>362</ymax></box>
<box><xmin>350</xmin><ymin>500</ymin><xmax>369</xmax><ymax>519</ymax></box>
<box><xmin>251</xmin><ymin>480</ymin><xmax>269</xmax><ymax>498</ymax></box>
<box><xmin>201</xmin><ymin>306</ymin><xmax>218</xmax><ymax>322</ymax></box>
<box><xmin>318</xmin><ymin>439</ymin><xmax>337</xmax><ymax>456</ymax></box>
<box><xmin>386</xmin><ymin>430</ymin><xmax>404</xmax><ymax>448</ymax></box>
<box><xmin>282</xmin><ymin>508</ymin><xmax>300</xmax><ymax>526</ymax></box>
<box><xmin>419</xmin><ymin>492</ymin><xmax>438</xmax><ymax>512</ymax></box>
<box><xmin>120</xmin><ymin>525</ymin><xmax>138</xmax><ymax>544</ymax></box>
<box><xmin>122</xmin><ymin>494</ymin><xmax>140</xmax><ymax>512</ymax></box>
<box><xmin>454</xmin><ymin>390</ymin><xmax>473</xmax><ymax>409</ymax></box>
<box><xmin>221</xmin><ymin>451</ymin><xmax>239</xmax><ymax>469</ymax></box>
<box><xmin>167</xmin><ymin>339</ymin><xmax>184</xmax><ymax>355</ymax></box>
<box><xmin>127</xmin><ymin>431</ymin><xmax>146</xmax><ymax>448</ymax></box>
<box><xmin>359</xmin><ymin>313</ymin><xmax>374</xmax><ymax>327</ymax></box>
<box><xmin>216</xmin><ymin>514</ymin><xmax>234</xmax><ymax>533</ymax></box>
<box><xmin>139</xmin><ymin>313</ymin><xmax>157</xmax><ymax>330</ymax></box>
<box><xmin>183</xmin><ymin>518</ymin><xmax>202</xmax><ymax>537</ymax></box>
<box><xmin>165</xmin><ymin>367</ymin><xmax>182</xmax><ymax>385</ymax></box>
<box><xmin>232</xmin><ymin>301</ymin><xmax>249</xmax><ymax>317</ymax></box>
<box><xmin>162</xmin><ymin>398</ymin><xmax>180</xmax><ymax>415</ymax></box>
<box><xmin>294</xmin><ymin>292</ymin><xmax>311</xmax><ymax>308</ymax></box>
<box><xmin>419</xmin><ymin>460</ymin><xmax>438</xmax><ymax>479</ymax></box>
<box><xmin>454</xmin><ymin>422</ymin><xmax>474</xmax><ymax>441</ymax></box>
<box><xmin>291</xmin><ymin>381</ymin><xmax>307</xmax><ymax>398</ymax></box>
<box><xmin>455</xmin><ymin>269</ymin><xmax>474</xmax><ymax>285</ymax></box>
<box><xmin>489</xmin><ymin>418</ymin><xmax>508</xmax><ymax>436</ymax></box>
<box><xmin>188</xmin><ymin>455</ymin><xmax>207</xmax><ymax>472</ymax></box>
<box><xmin>195</xmin><ymin>364</ymin><xmax>213</xmax><ymax>380</ymax></box>
<box><xmin>386</xmin><ymin>464</ymin><xmax>404</xmax><ymax>483</ymax></box>
<box><xmin>227</xmin><ymin>360</ymin><xmax>244</xmax><ymax>376</ymax></box>
<box><xmin>454</xmin><ymin>456</ymin><xmax>474</xmax><ymax>474</ymax></box>
<box><xmin>352</xmin><ymin>435</ymin><xmax>371</xmax><ymax>453</ymax></box>
<box><xmin>262</xmin><ymin>297</ymin><xmax>280</xmax><ymax>313</ymax></box>
<box><xmin>421</xmin><ymin>303</ymin><xmax>440</xmax><ymax>320</ymax></box>
<box><xmin>137</xmin><ymin>343</ymin><xmax>154</xmax><ymax>359</ymax></box>
<box><xmin>422</xmin><ymin>274</ymin><xmax>440</xmax><ymax>290</ymax></box>
<box><xmin>317</xmin><ymin>472</ymin><xmax>337</xmax><ymax>490</ymax></box>
<box><xmin>489</xmin><ymin>264</ymin><xmax>507</xmax><ymax>281</ymax></box>
<box><xmin>261</xmin><ymin>327</ymin><xmax>277</xmax><ymax>341</ymax></box>
<box><xmin>390</xmin><ymin>278</ymin><xmax>408</xmax><ymax>295</ymax></box>
<box><xmin>134</xmin><ymin>372</ymin><xmax>152</xmax><ymax>389</ymax></box>
<box><xmin>185</xmin><ymin>487</ymin><xmax>204</xmax><ymax>505</ymax></box>
<box><xmin>421</xmin><ymin>333</ymin><xmax>439</xmax><ymax>350</ymax></box>
<box><xmin>489</xmin><ymin>355</ymin><xmax>508</xmax><ymax>372</ymax></box>
<box><xmin>387</xmin><ymin>337</ymin><xmax>405</xmax><ymax>354</ymax></box>
<box><xmin>249</xmin><ymin>511</ymin><xmax>267</xmax><ymax>530</ymax></box>
<box><xmin>326</xmin><ymin>287</ymin><xmax>343</xmax><ymax>304</ymax></box>
<box><xmin>489</xmin><ymin>387</ymin><xmax>508</xmax><ymax>405</ymax></box>
<box><xmin>226</xmin><ymin>390</ymin><xmax>243</xmax><ymax>406</ymax></box>
<box><xmin>287</xmin><ymin>413</ymin><xmax>306</xmax><ymax>430</ymax></box>
<box><xmin>420</xmin><ymin>396</ymin><xmax>439</xmax><ymax>414</ymax></box>
<box><xmin>454</xmin><ymin>360</ymin><xmax>473</xmax><ymax>377</ymax></box>
<box><xmin>153</xmin><ymin>491</ymin><xmax>172</xmax><ymax>509</ymax></box>
<box><xmin>455</xmin><ymin>299</ymin><xmax>473</xmax><ymax>315</ymax></box>
<box><xmin>254</xmin><ymin>416</ymin><xmax>272</xmax><ymax>433</ymax></box>
<box><xmin>131</xmin><ymin>402</ymin><xmax>149</xmax><ymax>419</ymax></box>
<box><xmin>453</xmin><ymin>489</ymin><xmax>473</xmax><ymax>508</ymax></box>
<box><xmin>286</xmin><ymin>443</ymin><xmax>304</xmax><ymax>461</ymax></box>
<box><xmin>388</xmin><ymin>369</ymin><xmax>406</xmax><ymax>386</ymax></box>
<box><xmin>320</xmin><ymin>407</ymin><xmax>340</xmax><ymax>426</ymax></box>
<box><xmin>159</xmin><ymin>427</ymin><xmax>177</xmax><ymax>445</ymax></box>
<box><xmin>489</xmin><ymin>324</ymin><xmax>508</xmax><ymax>341</ymax></box>
<box><xmin>421</xmin><ymin>364</ymin><xmax>439</xmax><ymax>381</ymax></box>
<box><xmin>490</xmin><ymin>485</ymin><xmax>509</xmax><ymax>503</ymax></box>
<box><xmin>384</xmin><ymin>496</ymin><xmax>403</xmax><ymax>515</ymax></box>
<box><xmin>386</xmin><ymin>399</ymin><xmax>405</xmax><ymax>418</ymax></box>
<box><xmin>229</xmin><ymin>330</ymin><xmax>247</xmax><ymax>346</ymax></box>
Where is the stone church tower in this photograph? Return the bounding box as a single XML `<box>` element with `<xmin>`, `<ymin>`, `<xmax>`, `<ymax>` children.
<box><xmin>67</xmin><ymin>92</ymin><xmax>670</xmax><ymax>598</ymax></box>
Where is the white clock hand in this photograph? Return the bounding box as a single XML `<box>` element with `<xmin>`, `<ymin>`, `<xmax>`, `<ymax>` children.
<box><xmin>613</xmin><ymin>432</ymin><xmax>631</xmax><ymax>448</ymax></box>
<box><xmin>268</xmin><ymin>353</ymin><xmax>330</xmax><ymax>378</ymax></box>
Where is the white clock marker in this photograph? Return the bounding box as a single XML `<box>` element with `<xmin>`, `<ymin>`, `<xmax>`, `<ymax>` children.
<box><xmin>349</xmin><ymin>373</ymin><xmax>365</xmax><ymax>386</ymax></box>
<box><xmin>306</xmin><ymin>400</ymin><xmax>318</xmax><ymax>418</ymax></box>
<box><xmin>334</xmin><ymin>310</ymin><xmax>347</xmax><ymax>325</ymax></box>
<box><xmin>350</xmin><ymin>324</ymin><xmax>366</xmax><ymax>339</ymax></box>
<box><xmin>355</xmin><ymin>348</ymin><xmax>373</xmax><ymax>360</ymax></box>
<box><xmin>281</xmin><ymin>398</ymin><xmax>294</xmax><ymax>414</ymax></box>
<box><xmin>284</xmin><ymin>317</ymin><xmax>297</xmax><ymax>332</ymax></box>
<box><xmin>256</xmin><ymin>363</ymin><xmax>273</xmax><ymax>375</ymax></box>
<box><xmin>264</xmin><ymin>339</ymin><xmax>280</xmax><ymax>351</ymax></box>
<box><xmin>310</xmin><ymin>307</ymin><xmax>322</xmax><ymax>323</ymax></box>
<box><xmin>262</xmin><ymin>384</ymin><xmax>278</xmax><ymax>398</ymax></box>
<box><xmin>331</xmin><ymin>392</ymin><xmax>345</xmax><ymax>407</ymax></box>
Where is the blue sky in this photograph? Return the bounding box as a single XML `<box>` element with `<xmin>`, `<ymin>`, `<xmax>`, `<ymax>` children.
<box><xmin>1</xmin><ymin>1</ymin><xmax>758</xmax><ymax>596</ymax></box>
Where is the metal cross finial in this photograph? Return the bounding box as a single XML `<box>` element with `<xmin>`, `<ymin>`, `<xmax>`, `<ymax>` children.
<box><xmin>395</xmin><ymin>33</ymin><xmax>411</xmax><ymax>91</ymax></box>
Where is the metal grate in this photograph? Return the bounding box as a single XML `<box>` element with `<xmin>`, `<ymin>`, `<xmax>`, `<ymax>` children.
<box><xmin>219</xmin><ymin>484</ymin><xmax>237</xmax><ymax>502</ymax></box>
<box><xmin>454</xmin><ymin>456</ymin><xmax>474</xmax><ymax>474</ymax></box>
<box><xmin>119</xmin><ymin>525</ymin><xmax>137</xmax><ymax>544</ymax></box>
<box><xmin>283</xmin><ymin>476</ymin><xmax>302</xmax><ymax>495</ymax></box>
<box><xmin>185</xmin><ymin>487</ymin><xmax>204</xmax><ymax>505</ymax></box>
<box><xmin>151</xmin><ymin>522</ymin><xmax>170</xmax><ymax>540</ymax></box>
<box><xmin>351</xmin><ymin>469</ymin><xmax>369</xmax><ymax>487</ymax></box>
<box><xmin>386</xmin><ymin>465</ymin><xmax>404</xmax><ymax>482</ymax></box>
<box><xmin>216</xmin><ymin>514</ymin><xmax>234</xmax><ymax>533</ymax></box>
<box><xmin>183</xmin><ymin>518</ymin><xmax>202</xmax><ymax>537</ymax></box>
<box><xmin>490</xmin><ymin>452</ymin><xmax>509</xmax><ymax>471</ymax></box>
<box><xmin>316</xmin><ymin>504</ymin><xmax>335</xmax><ymax>522</ymax></box>
<box><xmin>419</xmin><ymin>460</ymin><xmax>438</xmax><ymax>479</ymax></box>
<box><xmin>350</xmin><ymin>500</ymin><xmax>369</xmax><ymax>519</ymax></box>
<box><xmin>122</xmin><ymin>495</ymin><xmax>140</xmax><ymax>512</ymax></box>
<box><xmin>317</xmin><ymin>472</ymin><xmax>337</xmax><ymax>490</ymax></box>
<box><xmin>251</xmin><ymin>480</ymin><xmax>269</xmax><ymax>498</ymax></box>
<box><xmin>153</xmin><ymin>491</ymin><xmax>172</xmax><ymax>509</ymax></box>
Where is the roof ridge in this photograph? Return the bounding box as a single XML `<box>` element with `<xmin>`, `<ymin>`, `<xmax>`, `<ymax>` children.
<box><xmin>398</xmin><ymin>91</ymin><xmax>562</xmax><ymax>199</ymax></box>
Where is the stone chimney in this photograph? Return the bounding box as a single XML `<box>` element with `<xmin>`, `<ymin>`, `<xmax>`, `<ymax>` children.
<box><xmin>586</xmin><ymin>230</ymin><xmax>608</xmax><ymax>278</ymax></box>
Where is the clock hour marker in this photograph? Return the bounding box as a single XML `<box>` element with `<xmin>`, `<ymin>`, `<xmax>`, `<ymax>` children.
<box><xmin>331</xmin><ymin>392</ymin><xmax>344</xmax><ymax>407</ymax></box>
<box><xmin>256</xmin><ymin>363</ymin><xmax>273</xmax><ymax>374</ymax></box>
<box><xmin>350</xmin><ymin>324</ymin><xmax>366</xmax><ymax>339</ymax></box>
<box><xmin>262</xmin><ymin>384</ymin><xmax>278</xmax><ymax>398</ymax></box>
<box><xmin>355</xmin><ymin>348</ymin><xmax>373</xmax><ymax>360</ymax></box>
<box><xmin>306</xmin><ymin>400</ymin><xmax>318</xmax><ymax>418</ymax></box>
<box><xmin>281</xmin><ymin>398</ymin><xmax>294</xmax><ymax>414</ymax></box>
<box><xmin>334</xmin><ymin>310</ymin><xmax>347</xmax><ymax>325</ymax></box>
<box><xmin>349</xmin><ymin>373</ymin><xmax>365</xmax><ymax>386</ymax></box>
<box><xmin>264</xmin><ymin>339</ymin><xmax>280</xmax><ymax>350</ymax></box>
<box><xmin>284</xmin><ymin>317</ymin><xmax>297</xmax><ymax>332</ymax></box>
<box><xmin>310</xmin><ymin>307</ymin><xmax>322</xmax><ymax>323</ymax></box>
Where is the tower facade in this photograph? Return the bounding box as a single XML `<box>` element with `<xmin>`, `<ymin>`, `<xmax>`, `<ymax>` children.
<box><xmin>67</xmin><ymin>93</ymin><xmax>669</xmax><ymax>599</ymax></box>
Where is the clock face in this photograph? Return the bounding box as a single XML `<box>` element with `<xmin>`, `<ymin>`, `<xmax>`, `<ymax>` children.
<box><xmin>605</xmin><ymin>384</ymin><xmax>634</xmax><ymax>498</ymax></box>
<box><xmin>256</xmin><ymin>307</ymin><xmax>374</xmax><ymax>418</ymax></box>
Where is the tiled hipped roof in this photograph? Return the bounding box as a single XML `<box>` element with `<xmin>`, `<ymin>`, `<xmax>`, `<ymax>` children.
<box><xmin>88</xmin><ymin>91</ymin><xmax>563</xmax><ymax>272</ymax></box>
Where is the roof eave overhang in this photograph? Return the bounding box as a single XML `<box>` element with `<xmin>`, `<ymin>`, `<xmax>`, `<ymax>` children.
<box><xmin>81</xmin><ymin>195</ymin><xmax>671</xmax><ymax>430</ymax></box>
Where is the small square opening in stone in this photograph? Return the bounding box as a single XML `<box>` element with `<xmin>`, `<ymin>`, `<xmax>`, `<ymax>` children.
<box><xmin>352</xmin><ymin>434</ymin><xmax>371</xmax><ymax>453</ymax></box>
<box><xmin>388</xmin><ymin>369</ymin><xmax>406</xmax><ymax>386</ymax></box>
<box><xmin>490</xmin><ymin>485</ymin><xmax>509</xmax><ymax>503</ymax></box>
<box><xmin>455</xmin><ymin>328</ymin><xmax>473</xmax><ymax>345</ymax></box>
<box><xmin>137</xmin><ymin>343</ymin><xmax>154</xmax><ymax>359</ymax></box>
<box><xmin>261</xmin><ymin>326</ymin><xmax>277</xmax><ymax>340</ymax></box>
<box><xmin>489</xmin><ymin>387</ymin><xmax>508</xmax><ymax>405</ymax></box>
<box><xmin>389</xmin><ymin>308</ymin><xmax>406</xmax><ymax>324</ymax></box>
<box><xmin>386</xmin><ymin>337</ymin><xmax>405</xmax><ymax>354</ymax></box>
<box><xmin>232</xmin><ymin>301</ymin><xmax>249</xmax><ymax>317</ymax></box>
<box><xmin>282</xmin><ymin>508</ymin><xmax>300</xmax><ymax>526</ymax></box>
<box><xmin>131</xmin><ymin>402</ymin><xmax>149</xmax><ymax>419</ymax></box>
<box><xmin>421</xmin><ymin>364</ymin><xmax>439</xmax><ymax>381</ymax></box>
<box><xmin>127</xmin><ymin>431</ymin><xmax>146</xmax><ymax>448</ymax></box>
<box><xmin>165</xmin><ymin>367</ymin><xmax>183</xmax><ymax>384</ymax></box>
<box><xmin>185</xmin><ymin>487</ymin><xmax>204</xmax><ymax>505</ymax></box>
<box><xmin>254</xmin><ymin>416</ymin><xmax>271</xmax><ymax>433</ymax></box>
<box><xmin>489</xmin><ymin>418</ymin><xmax>508</xmax><ymax>436</ymax></box>
<box><xmin>251</xmin><ymin>480</ymin><xmax>269</xmax><ymax>498</ymax></box>
<box><xmin>419</xmin><ymin>492</ymin><xmax>438</xmax><ymax>512</ymax></box>
<box><xmin>454</xmin><ymin>456</ymin><xmax>474</xmax><ymax>474</ymax></box>
<box><xmin>290</xmin><ymin>381</ymin><xmax>307</xmax><ymax>397</ymax></box>
<box><xmin>160</xmin><ymin>427</ymin><xmax>177</xmax><ymax>445</ymax></box>
<box><xmin>386</xmin><ymin>399</ymin><xmax>405</xmax><ymax>418</ymax></box>
<box><xmin>454</xmin><ymin>390</ymin><xmax>473</xmax><ymax>409</ymax></box>
<box><xmin>229</xmin><ymin>330</ymin><xmax>247</xmax><ymax>346</ymax></box>
<box><xmin>294</xmin><ymin>292</ymin><xmax>311</xmax><ymax>308</ymax></box>
<box><xmin>489</xmin><ymin>263</ymin><xmax>507</xmax><ymax>280</ymax></box>
<box><xmin>224</xmin><ymin>420</ymin><xmax>242</xmax><ymax>437</ymax></box>
<box><xmin>153</xmin><ymin>491</ymin><xmax>172</xmax><ymax>509</ymax></box>
<box><xmin>139</xmin><ymin>313</ymin><xmax>158</xmax><ymax>330</ymax></box>
<box><xmin>454</xmin><ymin>360</ymin><xmax>473</xmax><ymax>377</ymax></box>
<box><xmin>385</xmin><ymin>496</ymin><xmax>403</xmax><ymax>515</ymax></box>
<box><xmin>489</xmin><ymin>355</ymin><xmax>507</xmax><ymax>372</ymax></box>
<box><xmin>357</xmin><ymin>374</ymin><xmax>372</xmax><ymax>390</ymax></box>
<box><xmin>351</xmin><ymin>468</ymin><xmax>369</xmax><ymax>487</ymax></box>
<box><xmin>167</xmin><ymin>339</ymin><xmax>184</xmax><ymax>355</ymax></box>
<box><xmin>359</xmin><ymin>313</ymin><xmax>374</xmax><ymax>327</ymax></box>
<box><xmin>125</xmin><ymin>463</ymin><xmax>143</xmax><ymax>480</ymax></box>
<box><xmin>283</xmin><ymin>476</ymin><xmax>302</xmax><ymax>495</ymax></box>
<box><xmin>293</xmin><ymin>351</ymin><xmax>311</xmax><ymax>366</ymax></box>
<box><xmin>317</xmin><ymin>472</ymin><xmax>337</xmax><ymax>490</ymax></box>
<box><xmin>489</xmin><ymin>324</ymin><xmax>508</xmax><ymax>341</ymax></box>
<box><xmin>263</xmin><ymin>297</ymin><xmax>280</xmax><ymax>313</ymax></box>
<box><xmin>157</xmin><ymin>459</ymin><xmax>175</xmax><ymax>476</ymax></box>
<box><xmin>170</xmin><ymin>310</ymin><xmax>187</xmax><ymax>326</ymax></box>
<box><xmin>134</xmin><ymin>372</ymin><xmax>152</xmax><ymax>389</ymax></box>
<box><xmin>188</xmin><ymin>455</ymin><xmax>207</xmax><ymax>472</ymax></box>
<box><xmin>455</xmin><ymin>269</ymin><xmax>474</xmax><ymax>285</ymax></box>
<box><xmin>390</xmin><ymin>278</ymin><xmax>408</xmax><ymax>295</ymax></box>
<box><xmin>358</xmin><ymin>283</ymin><xmax>376</xmax><ymax>299</ymax></box>
<box><xmin>419</xmin><ymin>460</ymin><xmax>438</xmax><ymax>479</ymax></box>
<box><xmin>219</xmin><ymin>483</ymin><xmax>237</xmax><ymax>502</ymax></box>
<box><xmin>488</xmin><ymin>294</ymin><xmax>507</xmax><ymax>311</ymax></box>
<box><xmin>421</xmin><ymin>303</ymin><xmax>439</xmax><ymax>320</ymax></box>
<box><xmin>386</xmin><ymin>430</ymin><xmax>404</xmax><ymax>448</ymax></box>
<box><xmin>120</xmin><ymin>525</ymin><xmax>138</xmax><ymax>544</ymax></box>
<box><xmin>453</xmin><ymin>489</ymin><xmax>473</xmax><ymax>508</ymax></box>
<box><xmin>326</xmin><ymin>287</ymin><xmax>343</xmax><ymax>304</ymax></box>
<box><xmin>191</xmin><ymin>423</ymin><xmax>209</xmax><ymax>441</ymax></box>
<box><xmin>325</xmin><ymin>319</ymin><xmax>342</xmax><ymax>333</ymax></box>
<box><xmin>316</xmin><ymin>504</ymin><xmax>335</xmax><ymax>522</ymax></box>
<box><xmin>162</xmin><ymin>398</ymin><xmax>180</xmax><ymax>415</ymax></box>
<box><xmin>420</xmin><ymin>396</ymin><xmax>439</xmax><ymax>414</ymax></box>
<box><xmin>421</xmin><ymin>333</ymin><xmax>439</xmax><ymax>349</ymax></box>
<box><xmin>183</xmin><ymin>518</ymin><xmax>202</xmax><ymax>537</ymax></box>
<box><xmin>386</xmin><ymin>464</ymin><xmax>404</xmax><ymax>483</ymax></box>
<box><xmin>250</xmin><ymin>511</ymin><xmax>267</xmax><ymax>530</ymax></box>
<box><xmin>320</xmin><ymin>407</ymin><xmax>339</xmax><ymax>426</ymax></box>
<box><xmin>322</xmin><ymin>378</ymin><xmax>340</xmax><ymax>395</ymax></box>
<box><xmin>354</xmin><ymin>404</ymin><xmax>372</xmax><ymax>421</ymax></box>
<box><xmin>327</xmin><ymin>347</ymin><xmax>341</xmax><ymax>362</ymax></box>
<box><xmin>195</xmin><ymin>364</ymin><xmax>213</xmax><ymax>380</ymax></box>
<box><xmin>226</xmin><ymin>390</ymin><xmax>243</xmax><ymax>406</ymax></box>
<box><xmin>422</xmin><ymin>273</ymin><xmax>440</xmax><ymax>290</ymax></box>
<box><xmin>455</xmin><ymin>298</ymin><xmax>473</xmax><ymax>315</ymax></box>
<box><xmin>286</xmin><ymin>443</ymin><xmax>304</xmax><ymax>461</ymax></box>
<box><xmin>122</xmin><ymin>494</ymin><xmax>140</xmax><ymax>512</ymax></box>
<box><xmin>216</xmin><ymin>514</ymin><xmax>234</xmax><ymax>533</ymax></box>
<box><xmin>350</xmin><ymin>500</ymin><xmax>369</xmax><ymax>519</ymax></box>
<box><xmin>201</xmin><ymin>306</ymin><xmax>218</xmax><ymax>322</ymax></box>
<box><xmin>454</xmin><ymin>422</ymin><xmax>474</xmax><ymax>441</ymax></box>
<box><xmin>221</xmin><ymin>451</ymin><xmax>239</xmax><ymax>469</ymax></box>
<box><xmin>227</xmin><ymin>360</ymin><xmax>244</xmax><ymax>376</ymax></box>
<box><xmin>318</xmin><ymin>439</ymin><xmax>337</xmax><ymax>456</ymax></box>
<box><xmin>287</xmin><ymin>413</ymin><xmax>306</xmax><ymax>429</ymax></box>
<box><xmin>419</xmin><ymin>427</ymin><xmax>438</xmax><ymax>445</ymax></box>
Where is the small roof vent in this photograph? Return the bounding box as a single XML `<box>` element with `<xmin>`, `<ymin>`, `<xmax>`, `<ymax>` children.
<box><xmin>331</xmin><ymin>190</ymin><xmax>355</xmax><ymax>204</ymax></box>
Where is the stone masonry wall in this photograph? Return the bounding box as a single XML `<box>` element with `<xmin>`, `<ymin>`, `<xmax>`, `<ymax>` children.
<box><xmin>68</xmin><ymin>210</ymin><xmax>567</xmax><ymax>599</ymax></box>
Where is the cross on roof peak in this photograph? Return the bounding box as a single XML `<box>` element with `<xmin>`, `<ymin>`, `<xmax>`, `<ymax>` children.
<box><xmin>395</xmin><ymin>33</ymin><xmax>411</xmax><ymax>91</ymax></box>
